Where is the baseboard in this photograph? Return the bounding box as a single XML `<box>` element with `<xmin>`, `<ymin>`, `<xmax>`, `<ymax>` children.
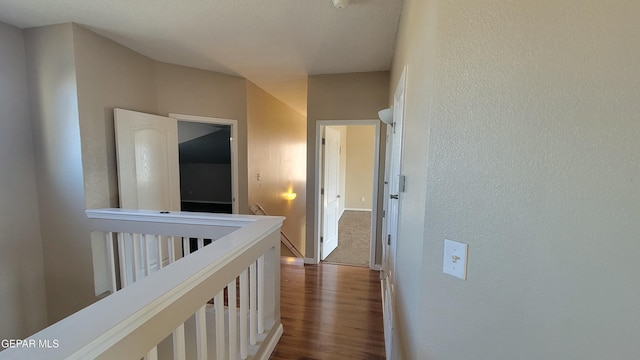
<box><xmin>372</xmin><ymin>264</ymin><xmax>382</xmax><ymax>271</ymax></box>
<box><xmin>344</xmin><ymin>208</ymin><xmax>372</xmax><ymax>212</ymax></box>
<box><xmin>254</xmin><ymin>323</ymin><xmax>283</xmax><ymax>360</ymax></box>
<box><xmin>304</xmin><ymin>257</ymin><xmax>317</xmax><ymax>265</ymax></box>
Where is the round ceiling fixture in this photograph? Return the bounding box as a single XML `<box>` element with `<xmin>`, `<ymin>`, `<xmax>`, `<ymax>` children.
<box><xmin>332</xmin><ymin>0</ymin><xmax>351</xmax><ymax>9</ymax></box>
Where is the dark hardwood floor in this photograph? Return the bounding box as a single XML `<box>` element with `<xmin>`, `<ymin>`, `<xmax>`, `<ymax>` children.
<box><xmin>271</xmin><ymin>259</ymin><xmax>386</xmax><ymax>360</ymax></box>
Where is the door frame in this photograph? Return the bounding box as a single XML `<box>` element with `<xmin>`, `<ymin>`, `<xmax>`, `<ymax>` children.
<box><xmin>312</xmin><ymin>119</ymin><xmax>381</xmax><ymax>269</ymax></box>
<box><xmin>169</xmin><ymin>113</ymin><xmax>239</xmax><ymax>214</ymax></box>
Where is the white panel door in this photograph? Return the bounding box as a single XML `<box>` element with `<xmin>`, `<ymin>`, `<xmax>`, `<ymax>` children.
<box><xmin>321</xmin><ymin>127</ymin><xmax>341</xmax><ymax>260</ymax></box>
<box><xmin>114</xmin><ymin>108</ymin><xmax>181</xmax><ymax>211</ymax></box>
<box><xmin>114</xmin><ymin>108</ymin><xmax>181</xmax><ymax>284</ymax></box>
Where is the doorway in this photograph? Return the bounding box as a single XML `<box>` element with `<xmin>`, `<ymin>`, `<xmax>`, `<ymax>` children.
<box><xmin>177</xmin><ymin>122</ymin><xmax>232</xmax><ymax>214</ymax></box>
<box><xmin>170</xmin><ymin>113</ymin><xmax>239</xmax><ymax>214</ymax></box>
<box><xmin>314</xmin><ymin>120</ymin><xmax>381</xmax><ymax>269</ymax></box>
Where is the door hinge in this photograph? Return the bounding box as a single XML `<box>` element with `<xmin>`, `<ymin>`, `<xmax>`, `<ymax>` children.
<box><xmin>320</xmin><ymin>236</ymin><xmax>324</xmax><ymax>243</ymax></box>
<box><xmin>400</xmin><ymin>175</ymin><xmax>406</xmax><ymax>192</ymax></box>
<box><xmin>382</xmin><ymin>210</ymin><xmax>386</xmax><ymax>218</ymax></box>
<box><xmin>322</xmin><ymin>138</ymin><xmax>326</xmax><ymax>145</ymax></box>
<box><xmin>321</xmin><ymin>188</ymin><xmax>324</xmax><ymax>195</ymax></box>
<box><xmin>387</xmin><ymin>234</ymin><xmax>391</xmax><ymax>245</ymax></box>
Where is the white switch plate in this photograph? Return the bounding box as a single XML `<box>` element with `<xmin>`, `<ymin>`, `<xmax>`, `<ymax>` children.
<box><xmin>443</xmin><ymin>239</ymin><xmax>468</xmax><ymax>280</ymax></box>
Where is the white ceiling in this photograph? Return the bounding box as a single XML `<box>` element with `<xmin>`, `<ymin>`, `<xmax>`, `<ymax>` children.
<box><xmin>0</xmin><ymin>0</ymin><xmax>404</xmax><ymax>115</ymax></box>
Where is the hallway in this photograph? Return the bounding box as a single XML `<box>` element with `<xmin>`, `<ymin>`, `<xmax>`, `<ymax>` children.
<box><xmin>324</xmin><ymin>210</ymin><xmax>372</xmax><ymax>267</ymax></box>
<box><xmin>271</xmin><ymin>260</ymin><xmax>385</xmax><ymax>359</ymax></box>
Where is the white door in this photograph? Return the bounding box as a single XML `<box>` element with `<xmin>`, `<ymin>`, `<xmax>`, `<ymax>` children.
<box><xmin>321</xmin><ymin>127</ymin><xmax>341</xmax><ymax>260</ymax></box>
<box><xmin>382</xmin><ymin>67</ymin><xmax>406</xmax><ymax>359</ymax></box>
<box><xmin>114</xmin><ymin>108</ymin><xmax>181</xmax><ymax>284</ymax></box>
<box><xmin>114</xmin><ymin>108</ymin><xmax>181</xmax><ymax>211</ymax></box>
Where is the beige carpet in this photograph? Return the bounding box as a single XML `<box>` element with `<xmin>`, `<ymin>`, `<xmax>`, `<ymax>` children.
<box><xmin>324</xmin><ymin>210</ymin><xmax>371</xmax><ymax>266</ymax></box>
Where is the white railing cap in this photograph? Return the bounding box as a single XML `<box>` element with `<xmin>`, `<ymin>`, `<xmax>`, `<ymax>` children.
<box><xmin>1</xmin><ymin>210</ymin><xmax>284</xmax><ymax>359</ymax></box>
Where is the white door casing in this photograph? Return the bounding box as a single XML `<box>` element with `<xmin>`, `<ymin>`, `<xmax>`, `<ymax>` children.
<box><xmin>382</xmin><ymin>66</ymin><xmax>407</xmax><ymax>360</ymax></box>
<box><xmin>311</xmin><ymin>120</ymin><xmax>381</xmax><ymax>268</ymax></box>
<box><xmin>321</xmin><ymin>127</ymin><xmax>341</xmax><ymax>260</ymax></box>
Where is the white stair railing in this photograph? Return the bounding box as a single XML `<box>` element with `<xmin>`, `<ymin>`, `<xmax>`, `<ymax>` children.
<box><xmin>0</xmin><ymin>209</ymin><xmax>284</xmax><ymax>360</ymax></box>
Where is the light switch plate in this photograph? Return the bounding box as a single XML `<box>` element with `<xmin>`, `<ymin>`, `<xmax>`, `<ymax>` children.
<box><xmin>443</xmin><ymin>239</ymin><xmax>468</xmax><ymax>280</ymax></box>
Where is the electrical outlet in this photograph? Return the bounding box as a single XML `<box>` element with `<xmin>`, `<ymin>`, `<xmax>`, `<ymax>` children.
<box><xmin>443</xmin><ymin>239</ymin><xmax>468</xmax><ymax>280</ymax></box>
<box><xmin>361</xmin><ymin>196</ymin><xmax>365</xmax><ymax>202</ymax></box>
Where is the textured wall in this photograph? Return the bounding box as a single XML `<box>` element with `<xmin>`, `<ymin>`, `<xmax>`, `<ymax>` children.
<box><xmin>306</xmin><ymin>72</ymin><xmax>389</xmax><ymax>263</ymax></box>
<box><xmin>24</xmin><ymin>23</ymin><xmax>94</xmax><ymax>324</ymax></box>
<box><xmin>73</xmin><ymin>24</ymin><xmax>158</xmax><ymax>210</ymax></box>
<box><xmin>247</xmin><ymin>82</ymin><xmax>307</xmax><ymax>254</ymax></box>
<box><xmin>391</xmin><ymin>0</ymin><xmax>640</xmax><ymax>359</ymax></box>
<box><xmin>0</xmin><ymin>21</ymin><xmax>48</xmax><ymax>339</ymax></box>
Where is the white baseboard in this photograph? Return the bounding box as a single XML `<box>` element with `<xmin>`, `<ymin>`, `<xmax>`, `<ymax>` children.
<box><xmin>255</xmin><ymin>323</ymin><xmax>283</xmax><ymax>360</ymax></box>
<box><xmin>372</xmin><ymin>264</ymin><xmax>382</xmax><ymax>271</ymax></box>
<box><xmin>344</xmin><ymin>208</ymin><xmax>372</xmax><ymax>212</ymax></box>
<box><xmin>304</xmin><ymin>257</ymin><xmax>317</xmax><ymax>265</ymax></box>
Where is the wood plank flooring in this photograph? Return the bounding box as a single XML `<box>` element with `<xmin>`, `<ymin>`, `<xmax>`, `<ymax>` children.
<box><xmin>271</xmin><ymin>260</ymin><xmax>386</xmax><ymax>360</ymax></box>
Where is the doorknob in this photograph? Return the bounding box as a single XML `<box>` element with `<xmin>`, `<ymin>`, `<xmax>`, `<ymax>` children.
<box><xmin>390</xmin><ymin>194</ymin><xmax>399</xmax><ymax>199</ymax></box>
<box><xmin>337</xmin><ymin>194</ymin><xmax>341</xmax><ymax>198</ymax></box>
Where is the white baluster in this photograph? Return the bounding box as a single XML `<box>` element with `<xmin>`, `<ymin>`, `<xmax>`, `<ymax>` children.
<box><xmin>105</xmin><ymin>232</ymin><xmax>117</xmax><ymax>293</ymax></box>
<box><xmin>183</xmin><ymin>237</ymin><xmax>191</xmax><ymax>256</ymax></box>
<box><xmin>195</xmin><ymin>305</ymin><xmax>207</xmax><ymax>360</ymax></box>
<box><xmin>250</xmin><ymin>261</ymin><xmax>257</xmax><ymax>345</ymax></box>
<box><xmin>132</xmin><ymin>233</ymin><xmax>139</xmax><ymax>283</ymax></box>
<box><xmin>117</xmin><ymin>233</ymin><xmax>127</xmax><ymax>287</ymax></box>
<box><xmin>228</xmin><ymin>278</ymin><xmax>238</xmax><ymax>360</ymax></box>
<box><xmin>173</xmin><ymin>324</ymin><xmax>186</xmax><ymax>360</ymax></box>
<box><xmin>168</xmin><ymin>236</ymin><xmax>176</xmax><ymax>264</ymax></box>
<box><xmin>197</xmin><ymin>237</ymin><xmax>204</xmax><ymax>250</ymax></box>
<box><xmin>144</xmin><ymin>235</ymin><xmax>151</xmax><ymax>276</ymax></box>
<box><xmin>258</xmin><ymin>255</ymin><xmax>265</xmax><ymax>334</ymax></box>
<box><xmin>240</xmin><ymin>269</ymin><xmax>248</xmax><ymax>359</ymax></box>
<box><xmin>156</xmin><ymin>235</ymin><xmax>163</xmax><ymax>269</ymax></box>
<box><xmin>215</xmin><ymin>290</ymin><xmax>226</xmax><ymax>359</ymax></box>
<box><xmin>144</xmin><ymin>346</ymin><xmax>158</xmax><ymax>360</ymax></box>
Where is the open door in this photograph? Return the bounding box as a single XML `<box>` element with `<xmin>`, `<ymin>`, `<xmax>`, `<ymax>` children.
<box><xmin>114</xmin><ymin>108</ymin><xmax>181</xmax><ymax>284</ymax></box>
<box><xmin>321</xmin><ymin>127</ymin><xmax>341</xmax><ymax>260</ymax></box>
<box><xmin>114</xmin><ymin>108</ymin><xmax>181</xmax><ymax>211</ymax></box>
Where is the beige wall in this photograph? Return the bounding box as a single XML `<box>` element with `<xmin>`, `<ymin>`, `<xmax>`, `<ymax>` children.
<box><xmin>391</xmin><ymin>0</ymin><xmax>640</xmax><ymax>359</ymax></box>
<box><xmin>344</xmin><ymin>126</ymin><xmax>375</xmax><ymax>210</ymax></box>
<box><xmin>24</xmin><ymin>23</ymin><xmax>94</xmax><ymax>324</ymax></box>
<box><xmin>247</xmin><ymin>82</ymin><xmax>307</xmax><ymax>254</ymax></box>
<box><xmin>306</xmin><ymin>72</ymin><xmax>389</xmax><ymax>262</ymax></box>
<box><xmin>156</xmin><ymin>62</ymin><xmax>249</xmax><ymax>214</ymax></box>
<box><xmin>0</xmin><ymin>21</ymin><xmax>48</xmax><ymax>339</ymax></box>
<box><xmin>73</xmin><ymin>24</ymin><xmax>158</xmax><ymax>210</ymax></box>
